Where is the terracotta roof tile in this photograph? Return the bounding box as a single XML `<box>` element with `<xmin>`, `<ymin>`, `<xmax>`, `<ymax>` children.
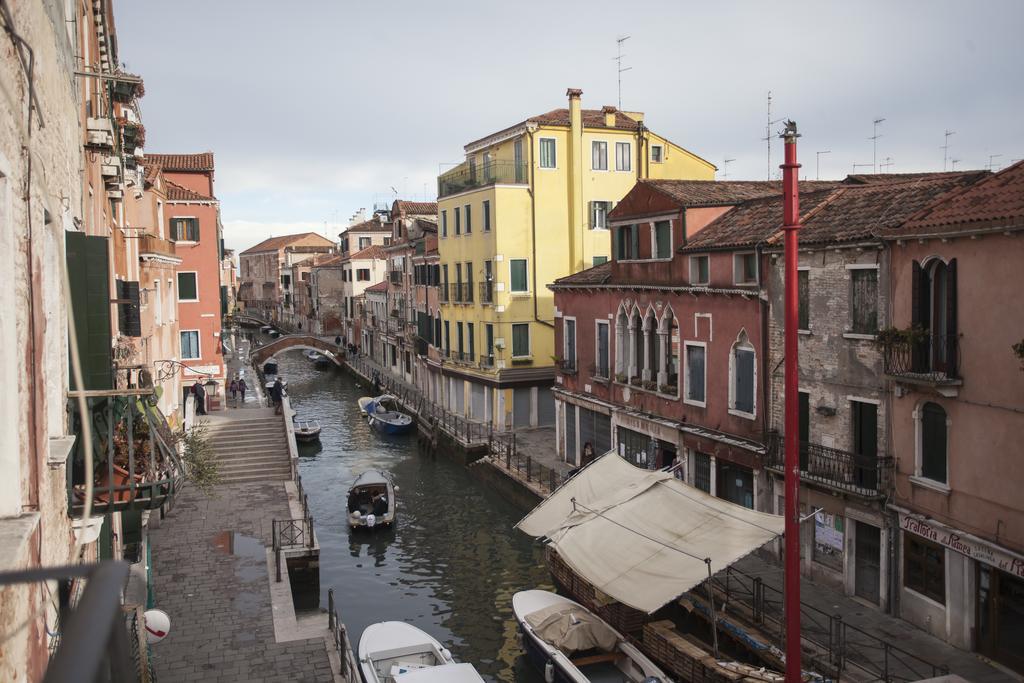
<box><xmin>466</xmin><ymin>108</ymin><xmax>642</xmax><ymax>149</ymax></box>
<box><xmin>313</xmin><ymin>255</ymin><xmax>344</xmax><ymax>267</ymax></box>
<box><xmin>393</xmin><ymin>201</ymin><xmax>438</xmax><ymax>216</ymax></box>
<box><xmin>552</xmin><ymin>261</ymin><xmax>613</xmax><ymax>286</ymax></box>
<box><xmin>891</xmin><ymin>161</ymin><xmax>1024</xmax><ymax>236</ymax></box>
<box><xmin>349</xmin><ymin>245</ymin><xmax>386</xmax><ymax>260</ymax></box>
<box><xmin>340</xmin><ymin>216</ymin><xmax>391</xmax><ymax>234</ymax></box>
<box><xmin>144</xmin><ymin>152</ymin><xmax>215</xmax><ymax>172</ymax></box>
<box><xmin>241</xmin><ymin>232</ymin><xmax>334</xmax><ymax>255</ymax></box>
<box><xmin>844</xmin><ymin>171</ymin><xmax>980</xmax><ymax>185</ymax></box>
<box><xmin>364</xmin><ymin>281</ymin><xmax>389</xmax><ymax>293</ymax></box>
<box><xmin>639</xmin><ymin>179</ymin><xmax>839</xmax><ymax>208</ymax></box>
<box><xmin>164</xmin><ymin>179</ymin><xmax>214</xmax><ymax>201</ymax></box>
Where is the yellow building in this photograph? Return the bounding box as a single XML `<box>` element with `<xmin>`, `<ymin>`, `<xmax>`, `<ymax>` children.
<box><xmin>436</xmin><ymin>88</ymin><xmax>715</xmax><ymax>429</ymax></box>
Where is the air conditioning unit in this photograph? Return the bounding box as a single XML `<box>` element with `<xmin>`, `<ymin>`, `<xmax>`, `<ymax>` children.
<box><xmin>494</xmin><ymin>338</ymin><xmax>505</xmax><ymax>349</ymax></box>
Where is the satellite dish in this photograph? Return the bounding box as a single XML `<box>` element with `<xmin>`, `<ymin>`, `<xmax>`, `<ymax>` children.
<box><xmin>143</xmin><ymin>609</ymin><xmax>170</xmax><ymax>643</ymax></box>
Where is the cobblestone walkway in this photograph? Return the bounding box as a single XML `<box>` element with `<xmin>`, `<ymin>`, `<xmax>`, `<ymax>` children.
<box><xmin>149</xmin><ymin>482</ymin><xmax>333</xmax><ymax>682</ymax></box>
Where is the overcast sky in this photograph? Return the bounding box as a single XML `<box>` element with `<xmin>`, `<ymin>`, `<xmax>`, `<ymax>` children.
<box><xmin>116</xmin><ymin>0</ymin><xmax>1024</xmax><ymax>256</ymax></box>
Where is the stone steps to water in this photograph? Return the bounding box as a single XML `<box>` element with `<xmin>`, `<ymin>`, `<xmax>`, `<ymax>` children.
<box><xmin>204</xmin><ymin>414</ymin><xmax>293</xmax><ymax>483</ymax></box>
<box><xmin>209</xmin><ymin>436</ymin><xmax>288</xmax><ymax>449</ymax></box>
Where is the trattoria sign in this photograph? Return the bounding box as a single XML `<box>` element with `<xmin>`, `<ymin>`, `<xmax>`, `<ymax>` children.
<box><xmin>900</xmin><ymin>512</ymin><xmax>1024</xmax><ymax>579</ymax></box>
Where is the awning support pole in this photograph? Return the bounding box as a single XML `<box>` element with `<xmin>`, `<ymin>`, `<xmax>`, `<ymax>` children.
<box><xmin>705</xmin><ymin>558</ymin><xmax>719</xmax><ymax>659</ymax></box>
<box><xmin>780</xmin><ymin>120</ymin><xmax>803</xmax><ymax>683</ymax></box>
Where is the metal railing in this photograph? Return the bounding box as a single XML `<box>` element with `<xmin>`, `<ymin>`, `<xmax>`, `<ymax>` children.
<box><xmin>479</xmin><ymin>281</ymin><xmax>493</xmax><ymax>304</ymax></box>
<box><xmin>389</xmin><ymin>270</ymin><xmax>403</xmax><ymax>285</ymax></box>
<box><xmin>588</xmin><ymin>363</ymin><xmax>610</xmax><ymax>381</ymax></box>
<box><xmin>451</xmin><ymin>350</ymin><xmax>475</xmax><ymax>364</ymax></box>
<box><xmin>328</xmin><ymin>588</ymin><xmax>356</xmax><ymax>676</ymax></box>
<box><xmin>439</xmin><ymin>283</ymin><xmax>450</xmax><ymax>303</ymax></box>
<box><xmin>882</xmin><ymin>333</ymin><xmax>960</xmax><ymax>382</ymax></box>
<box><xmin>438</xmin><ymin>160</ymin><xmax>529</xmax><ymax>198</ymax></box>
<box><xmin>707</xmin><ymin>564</ymin><xmax>948</xmax><ymax>682</ymax></box>
<box><xmin>67</xmin><ymin>389</ymin><xmax>184</xmax><ymax>516</ymax></box>
<box><xmin>479</xmin><ymin>354</ymin><xmax>495</xmax><ymax>369</ymax></box>
<box><xmin>765</xmin><ymin>433</ymin><xmax>893</xmax><ymax>497</ymax></box>
<box><xmin>557</xmin><ymin>358</ymin><xmax>577</xmax><ymax>375</ymax></box>
<box><xmin>489</xmin><ymin>433</ymin><xmax>566</xmax><ymax>496</ymax></box>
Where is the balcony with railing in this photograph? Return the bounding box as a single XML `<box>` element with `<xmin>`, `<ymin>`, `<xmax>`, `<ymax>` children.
<box><xmin>139</xmin><ymin>234</ymin><xmax>177</xmax><ymax>259</ymax></box>
<box><xmin>765</xmin><ymin>433</ymin><xmax>892</xmax><ymax>498</ymax></box>
<box><xmin>588</xmin><ymin>362</ymin><xmax>610</xmax><ymax>382</ymax></box>
<box><xmin>389</xmin><ymin>270</ymin><xmax>403</xmax><ymax>285</ymax></box>
<box><xmin>67</xmin><ymin>388</ymin><xmax>184</xmax><ymax>517</ymax></box>
<box><xmin>881</xmin><ymin>331</ymin><xmax>961</xmax><ymax>388</ymax></box>
<box><xmin>557</xmin><ymin>357</ymin><xmax>577</xmax><ymax>375</ymax></box>
<box><xmin>439</xmin><ymin>283</ymin><xmax>450</xmax><ymax>303</ymax></box>
<box><xmin>452</xmin><ymin>351</ymin><xmax>475</xmax><ymax>365</ymax></box>
<box><xmin>479</xmin><ymin>281</ymin><xmax>494</xmax><ymax>305</ymax></box>
<box><xmin>460</xmin><ymin>282</ymin><xmax>473</xmax><ymax>304</ymax></box>
<box><xmin>438</xmin><ymin>160</ymin><xmax>529</xmax><ymax>198</ymax></box>
<box><xmin>479</xmin><ymin>354</ymin><xmax>495</xmax><ymax>369</ymax></box>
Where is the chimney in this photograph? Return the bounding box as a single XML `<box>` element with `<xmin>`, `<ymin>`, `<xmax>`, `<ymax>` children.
<box><xmin>602</xmin><ymin>105</ymin><xmax>617</xmax><ymax>127</ymax></box>
<box><xmin>567</xmin><ymin>88</ymin><xmax>584</xmax><ymax>272</ymax></box>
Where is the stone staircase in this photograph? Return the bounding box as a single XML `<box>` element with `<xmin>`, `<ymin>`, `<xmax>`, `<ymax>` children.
<box><xmin>206</xmin><ymin>411</ymin><xmax>292</xmax><ymax>484</ymax></box>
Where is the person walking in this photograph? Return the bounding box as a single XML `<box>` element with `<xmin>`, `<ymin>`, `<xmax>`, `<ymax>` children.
<box><xmin>237</xmin><ymin>376</ymin><xmax>248</xmax><ymax>405</ymax></box>
<box><xmin>193</xmin><ymin>382</ymin><xmax>207</xmax><ymax>415</ymax></box>
<box><xmin>229</xmin><ymin>376</ymin><xmax>239</xmax><ymax>407</ymax></box>
<box><xmin>270</xmin><ymin>377</ymin><xmax>284</xmax><ymax>415</ymax></box>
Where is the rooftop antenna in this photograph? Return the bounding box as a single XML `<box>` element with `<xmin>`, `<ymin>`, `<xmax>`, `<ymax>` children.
<box><xmin>721</xmin><ymin>158</ymin><xmax>735</xmax><ymax>180</ymax></box>
<box><xmin>762</xmin><ymin>91</ymin><xmax>785</xmax><ymax>179</ymax></box>
<box><xmin>852</xmin><ymin>163</ymin><xmax>873</xmax><ymax>174</ymax></box>
<box><xmin>615</xmin><ymin>35</ymin><xmax>632</xmax><ymax>110</ymax></box>
<box><xmin>987</xmin><ymin>154</ymin><xmax>1002</xmax><ymax>172</ymax></box>
<box><xmin>870</xmin><ymin>118</ymin><xmax>885</xmax><ymax>174</ymax></box>
<box><xmin>951</xmin><ymin>158</ymin><xmax>961</xmax><ymax>170</ymax></box>
<box><xmin>942</xmin><ymin>129</ymin><xmax>956</xmax><ymax>171</ymax></box>
<box><xmin>880</xmin><ymin>156</ymin><xmax>895</xmax><ymax>173</ymax></box>
<box><xmin>815</xmin><ymin>150</ymin><xmax>832</xmax><ymax>180</ymax></box>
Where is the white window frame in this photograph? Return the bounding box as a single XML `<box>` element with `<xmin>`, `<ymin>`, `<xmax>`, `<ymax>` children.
<box><xmin>464</xmin><ymin>204</ymin><xmax>472</xmax><ymax>233</ymax></box>
<box><xmin>728</xmin><ymin>338</ymin><xmax>757</xmax><ymax>420</ymax></box>
<box><xmin>615</xmin><ymin>141</ymin><xmax>631</xmax><ymax>171</ymax></box>
<box><xmin>689</xmin><ymin>255</ymin><xmax>710</xmax><ymax>285</ymax></box>
<box><xmin>539</xmin><ymin>137</ymin><xmax>557</xmax><ymax>169</ymax></box>
<box><xmin>911</xmin><ymin>401</ymin><xmax>952</xmax><ymax>492</ymax></box>
<box><xmin>511</xmin><ymin>322</ymin><xmax>531</xmax><ymax>358</ymax></box>
<box><xmin>651</xmin><ymin>219</ymin><xmax>674</xmax><ymax>260</ymax></box>
<box><xmin>845</xmin><ymin>263</ymin><xmax>880</xmax><ymax>340</ymax></box>
<box><xmin>650</xmin><ymin>145</ymin><xmax>664</xmax><ymax>163</ymax></box>
<box><xmin>482</xmin><ymin>200</ymin><xmax>491</xmax><ymax>232</ymax></box>
<box><xmin>733</xmin><ymin>251</ymin><xmax>758</xmax><ymax>286</ymax></box>
<box><xmin>591</xmin><ymin>140</ymin><xmax>609</xmax><ymax>171</ymax></box>
<box><xmin>441</xmin><ymin>210</ymin><xmax>448</xmax><ymax>237</ymax></box>
<box><xmin>509</xmin><ymin>258</ymin><xmax>529</xmax><ymax>293</ymax></box>
<box><xmin>177</xmin><ymin>271</ymin><xmax>199</xmax><ymax>302</ymax></box>
<box><xmin>591</xmin><ymin>200</ymin><xmax>612</xmax><ymax>230</ymax></box>
<box><xmin>170</xmin><ymin>215</ymin><xmax>199</xmax><ymax>243</ymax></box>
<box><xmin>595</xmin><ymin>320</ymin><xmax>610</xmax><ymax>378</ymax></box>
<box><xmin>683</xmin><ymin>341</ymin><xmax>707</xmax><ymax>408</ymax></box>
<box><xmin>563</xmin><ymin>316</ymin><xmax>577</xmax><ymax>368</ymax></box>
<box><xmin>153</xmin><ymin>279</ymin><xmax>162</xmax><ymax>326</ymax></box>
<box><xmin>180</xmin><ymin>329</ymin><xmax>201</xmax><ymax>360</ymax></box>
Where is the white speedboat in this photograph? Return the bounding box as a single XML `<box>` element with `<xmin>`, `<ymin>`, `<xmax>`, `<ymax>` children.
<box><xmin>358</xmin><ymin>393</ymin><xmax>398</xmax><ymax>416</ymax></box>
<box><xmin>347</xmin><ymin>470</ymin><xmax>397</xmax><ymax>530</ymax></box>
<box><xmin>513</xmin><ymin>589</ymin><xmax>670</xmax><ymax>683</ymax></box>
<box><xmin>358</xmin><ymin>621</ymin><xmax>485</xmax><ymax>683</ymax></box>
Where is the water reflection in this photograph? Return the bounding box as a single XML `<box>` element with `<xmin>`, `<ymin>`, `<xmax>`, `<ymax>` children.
<box><xmin>260</xmin><ymin>342</ymin><xmax>549</xmax><ymax>682</ymax></box>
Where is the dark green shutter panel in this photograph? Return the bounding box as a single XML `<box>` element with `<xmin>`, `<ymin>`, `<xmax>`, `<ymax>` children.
<box><xmin>66</xmin><ymin>231</ymin><xmax>112</xmax><ymax>390</ymax></box>
<box><xmin>945</xmin><ymin>258</ymin><xmax>957</xmax><ymax>374</ymax></box>
<box><xmin>117</xmin><ymin>280</ymin><xmax>141</xmax><ymax>337</ymax></box>
<box><xmin>220</xmin><ymin>285</ymin><xmax>228</xmax><ymax>315</ymax></box>
<box><xmin>630</xmin><ymin>224</ymin><xmax>640</xmax><ymax>258</ymax></box>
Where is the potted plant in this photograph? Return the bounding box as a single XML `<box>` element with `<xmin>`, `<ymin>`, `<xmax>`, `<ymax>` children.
<box><xmin>175</xmin><ymin>420</ymin><xmax>221</xmax><ymax>495</ymax></box>
<box><xmin>642</xmin><ymin>379</ymin><xmax>657</xmax><ymax>391</ymax></box>
<box><xmin>615</xmin><ymin>372</ymin><xmax>628</xmax><ymax>383</ymax></box>
<box><xmin>659</xmin><ymin>383</ymin><xmax>677</xmax><ymax>395</ymax></box>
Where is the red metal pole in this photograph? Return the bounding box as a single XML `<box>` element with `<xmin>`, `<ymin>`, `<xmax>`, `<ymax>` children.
<box><xmin>780</xmin><ymin>120</ymin><xmax>802</xmax><ymax>683</ymax></box>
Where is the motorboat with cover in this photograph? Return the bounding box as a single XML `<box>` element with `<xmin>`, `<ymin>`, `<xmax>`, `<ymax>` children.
<box><xmin>513</xmin><ymin>589</ymin><xmax>669</xmax><ymax>683</ymax></box>
<box><xmin>365</xmin><ymin>397</ymin><xmax>414</xmax><ymax>435</ymax></box>
<box><xmin>358</xmin><ymin>621</ymin><xmax>485</xmax><ymax>683</ymax></box>
<box><xmin>358</xmin><ymin>394</ymin><xmax>398</xmax><ymax>416</ymax></box>
<box><xmin>347</xmin><ymin>470</ymin><xmax>397</xmax><ymax>530</ymax></box>
<box><xmin>292</xmin><ymin>416</ymin><xmax>321</xmax><ymax>443</ymax></box>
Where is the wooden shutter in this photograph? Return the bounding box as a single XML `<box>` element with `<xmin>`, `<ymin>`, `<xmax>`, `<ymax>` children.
<box><xmin>735</xmin><ymin>349</ymin><xmax>754</xmax><ymax>413</ymax></box>
<box><xmin>945</xmin><ymin>258</ymin><xmax>957</xmax><ymax>374</ymax></box>
<box><xmin>117</xmin><ymin>280</ymin><xmax>141</xmax><ymax>337</ymax></box>
<box><xmin>630</xmin><ymin>224</ymin><xmax>639</xmax><ymax>259</ymax></box>
<box><xmin>66</xmin><ymin>232</ymin><xmax>113</xmax><ymax>390</ymax></box>
<box><xmin>910</xmin><ymin>260</ymin><xmax>925</xmax><ymax>371</ymax></box>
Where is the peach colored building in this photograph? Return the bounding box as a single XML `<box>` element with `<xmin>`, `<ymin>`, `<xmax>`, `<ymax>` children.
<box><xmin>881</xmin><ymin>162</ymin><xmax>1024</xmax><ymax>672</ymax></box>
<box><xmin>237</xmin><ymin>232</ymin><xmax>336</xmax><ymax>326</ymax></box>
<box><xmin>146</xmin><ymin>152</ymin><xmax>227</xmax><ymax>402</ymax></box>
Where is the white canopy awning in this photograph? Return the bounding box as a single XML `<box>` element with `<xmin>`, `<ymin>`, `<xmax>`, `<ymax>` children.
<box><xmin>516</xmin><ymin>453</ymin><xmax>784</xmax><ymax>614</ymax></box>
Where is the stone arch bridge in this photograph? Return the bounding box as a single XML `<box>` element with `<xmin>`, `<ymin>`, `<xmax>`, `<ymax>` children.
<box><xmin>251</xmin><ymin>335</ymin><xmax>345</xmax><ymax>367</ymax></box>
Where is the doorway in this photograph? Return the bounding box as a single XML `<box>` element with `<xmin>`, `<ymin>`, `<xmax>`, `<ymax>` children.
<box><xmin>854</xmin><ymin>522</ymin><xmax>881</xmax><ymax>604</ymax></box>
<box><xmin>978</xmin><ymin>565</ymin><xmax>1024</xmax><ymax>673</ymax></box>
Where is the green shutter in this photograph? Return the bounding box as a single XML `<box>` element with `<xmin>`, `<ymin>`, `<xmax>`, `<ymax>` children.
<box><xmin>511</xmin><ymin>260</ymin><xmax>527</xmax><ymax>292</ymax></box>
<box><xmin>66</xmin><ymin>231</ymin><xmax>112</xmax><ymax>390</ymax></box>
<box><xmin>630</xmin><ymin>225</ymin><xmax>640</xmax><ymax>259</ymax></box>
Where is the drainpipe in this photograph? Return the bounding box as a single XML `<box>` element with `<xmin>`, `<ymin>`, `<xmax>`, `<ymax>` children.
<box><xmin>780</xmin><ymin>121</ymin><xmax>803</xmax><ymax>683</ymax></box>
<box><xmin>526</xmin><ymin>126</ymin><xmax>553</xmax><ymax>331</ymax></box>
<box><xmin>755</xmin><ymin>240</ymin><xmax>769</xmax><ymax>439</ymax></box>
<box><xmin>567</xmin><ymin>88</ymin><xmax>584</xmax><ymax>273</ymax></box>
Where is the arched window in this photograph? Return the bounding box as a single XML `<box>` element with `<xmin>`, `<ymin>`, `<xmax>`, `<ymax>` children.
<box><xmin>913</xmin><ymin>258</ymin><xmax>958</xmax><ymax>377</ymax></box>
<box><xmin>631</xmin><ymin>308</ymin><xmax>644</xmax><ymax>380</ymax></box>
<box><xmin>730</xmin><ymin>330</ymin><xmax>756</xmax><ymax>417</ymax></box>
<box><xmin>660</xmin><ymin>309</ymin><xmax>679</xmax><ymax>395</ymax></box>
<box><xmin>920</xmin><ymin>402</ymin><xmax>948</xmax><ymax>484</ymax></box>
<box><xmin>615</xmin><ymin>305</ymin><xmax>629</xmax><ymax>377</ymax></box>
<box><xmin>643</xmin><ymin>308</ymin><xmax>658</xmax><ymax>382</ymax></box>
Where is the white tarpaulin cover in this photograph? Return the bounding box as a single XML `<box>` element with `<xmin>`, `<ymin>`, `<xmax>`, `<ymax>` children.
<box><xmin>516</xmin><ymin>453</ymin><xmax>785</xmax><ymax>614</ymax></box>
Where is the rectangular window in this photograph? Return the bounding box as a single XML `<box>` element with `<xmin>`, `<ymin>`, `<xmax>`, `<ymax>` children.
<box><xmin>693</xmin><ymin>452</ymin><xmax>712</xmax><ymax>493</ymax></box>
<box><xmin>592</xmin><ymin>256</ymin><xmax>608</xmax><ymax>266</ymax></box>
<box><xmin>177</xmin><ymin>272</ymin><xmax>198</xmax><ymax>301</ymax></box>
<box><xmin>357</xmin><ymin>268</ymin><xmax>370</xmax><ymax>281</ymax></box>
<box><xmin>615</xmin><ymin>224</ymin><xmax>639</xmax><ymax>260</ymax></box>
<box><xmin>454</xmin><ymin>206</ymin><xmax>461</xmax><ymax>235</ymax></box>
<box><xmin>654</xmin><ymin>220</ymin><xmax>672</xmax><ymax>258</ymax></box>
<box><xmin>690</xmin><ymin>255</ymin><xmax>709</xmax><ymax>285</ymax></box>
<box><xmin>465</xmin><ymin>261</ymin><xmax>473</xmax><ymax>302</ymax></box>
<box><xmin>798</xmin><ymin>269</ymin><xmax>810</xmax><ymax>331</ymax></box>
<box><xmin>564</xmin><ymin>319</ymin><xmax>576</xmax><ymax>370</ymax></box>
<box><xmin>852</xmin><ymin>400</ymin><xmax>878</xmax><ymax>458</ymax></box>
<box><xmin>590</xmin><ymin>201</ymin><xmax>612</xmax><ymax>229</ymax></box>
<box><xmin>539</xmin><ymin>138</ymin><xmax>556</xmax><ymax>168</ymax></box>
<box><xmin>904</xmin><ymin>534</ymin><xmax>945</xmax><ymax>604</ymax></box>
<box><xmin>358</xmin><ymin>236</ymin><xmax>370</xmax><ymax>249</ymax></box>
<box><xmin>596</xmin><ymin>321</ymin><xmax>609</xmax><ymax>378</ymax></box>
<box><xmin>170</xmin><ymin>217</ymin><xmax>199</xmax><ymax>242</ymax></box>
<box><xmin>482</xmin><ymin>200</ymin><xmax>491</xmax><ymax>231</ymax></box>
<box><xmin>457</xmin><ymin>321</ymin><xmax>464</xmax><ymax>354</ymax></box>
<box><xmin>851</xmin><ymin>268</ymin><xmax>879</xmax><ymax>334</ymax></box>
<box><xmin>441</xmin><ymin>210</ymin><xmax>448</xmax><ymax>237</ymax></box>
<box><xmin>444</xmin><ymin>320</ymin><xmax>450</xmax><ymax>353</ymax></box>
<box><xmin>464</xmin><ymin>204</ymin><xmax>472</xmax><ymax>233</ymax></box>
<box><xmin>467</xmin><ymin>322</ymin><xmax>475</xmax><ymax>359</ymax></box>
<box><xmin>734</xmin><ymin>252</ymin><xmax>757</xmax><ymax>285</ymax></box>
<box><xmin>685</xmin><ymin>343</ymin><xmax>706</xmax><ymax>405</ymax></box>
<box><xmin>512</xmin><ymin>323</ymin><xmax>530</xmax><ymax>357</ymax></box>
<box><xmin>651</xmin><ymin>145</ymin><xmax>664</xmax><ymax>163</ymax></box>
<box><xmin>485</xmin><ymin>323</ymin><xmax>494</xmax><ymax>357</ymax></box>
<box><xmin>733</xmin><ymin>347</ymin><xmax>755</xmax><ymax>415</ymax></box>
<box><xmin>615</xmin><ymin>142</ymin><xmax>631</xmax><ymax>171</ymax></box>
<box><xmin>510</xmin><ymin>259</ymin><xmax>528</xmax><ymax>292</ymax></box>
<box><xmin>180</xmin><ymin>330</ymin><xmax>200</xmax><ymax>359</ymax></box>
<box><xmin>591</xmin><ymin>141</ymin><xmax>608</xmax><ymax>170</ymax></box>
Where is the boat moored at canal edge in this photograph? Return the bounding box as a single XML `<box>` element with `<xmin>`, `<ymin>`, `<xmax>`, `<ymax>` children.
<box><xmin>347</xmin><ymin>470</ymin><xmax>397</xmax><ymax>530</ymax></box>
<box><xmin>292</xmin><ymin>416</ymin><xmax>322</xmax><ymax>442</ymax></box>
<box><xmin>364</xmin><ymin>397</ymin><xmax>414</xmax><ymax>435</ymax></box>
<box><xmin>357</xmin><ymin>621</ymin><xmax>485</xmax><ymax>683</ymax></box>
<box><xmin>358</xmin><ymin>394</ymin><xmax>397</xmax><ymax>416</ymax></box>
<box><xmin>513</xmin><ymin>589</ymin><xmax>670</xmax><ymax>683</ymax></box>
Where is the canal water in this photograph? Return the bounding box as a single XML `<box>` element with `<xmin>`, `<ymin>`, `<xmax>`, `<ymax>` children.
<box><xmin>268</xmin><ymin>346</ymin><xmax>550</xmax><ymax>682</ymax></box>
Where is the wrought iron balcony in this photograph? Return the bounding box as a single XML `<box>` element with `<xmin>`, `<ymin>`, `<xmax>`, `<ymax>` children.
<box><xmin>438</xmin><ymin>160</ymin><xmax>529</xmax><ymax>198</ymax></box>
<box><xmin>881</xmin><ymin>332</ymin><xmax>961</xmax><ymax>385</ymax></box>
<box><xmin>557</xmin><ymin>358</ymin><xmax>577</xmax><ymax>375</ymax></box>
<box><xmin>389</xmin><ymin>270</ymin><xmax>403</xmax><ymax>285</ymax></box>
<box><xmin>479</xmin><ymin>354</ymin><xmax>495</xmax><ymax>369</ymax></box>
<box><xmin>67</xmin><ymin>389</ymin><xmax>184</xmax><ymax>517</ymax></box>
<box><xmin>479</xmin><ymin>281</ymin><xmax>494</xmax><ymax>305</ymax></box>
<box><xmin>765</xmin><ymin>432</ymin><xmax>893</xmax><ymax>498</ymax></box>
<box><xmin>460</xmin><ymin>283</ymin><xmax>473</xmax><ymax>303</ymax></box>
<box><xmin>588</xmin><ymin>363</ymin><xmax>610</xmax><ymax>381</ymax></box>
<box><xmin>452</xmin><ymin>351</ymin><xmax>475</xmax><ymax>364</ymax></box>
<box><xmin>439</xmin><ymin>283</ymin><xmax>450</xmax><ymax>303</ymax></box>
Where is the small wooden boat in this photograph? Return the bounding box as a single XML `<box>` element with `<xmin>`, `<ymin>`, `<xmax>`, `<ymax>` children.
<box><xmin>263</xmin><ymin>360</ymin><xmax>279</xmax><ymax>376</ymax></box>
<box><xmin>358</xmin><ymin>394</ymin><xmax>397</xmax><ymax>416</ymax></box>
<box><xmin>347</xmin><ymin>470</ymin><xmax>397</xmax><ymax>530</ymax></box>
<box><xmin>513</xmin><ymin>589</ymin><xmax>670</xmax><ymax>683</ymax></box>
<box><xmin>269</xmin><ymin>330</ymin><xmax>281</xmax><ymax>338</ymax></box>
<box><xmin>292</xmin><ymin>417</ymin><xmax>321</xmax><ymax>443</ymax></box>
<box><xmin>304</xmin><ymin>349</ymin><xmax>321</xmax><ymax>361</ymax></box>
<box><xmin>366</xmin><ymin>402</ymin><xmax>414</xmax><ymax>435</ymax></box>
<box><xmin>358</xmin><ymin>621</ymin><xmax>485</xmax><ymax>683</ymax></box>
